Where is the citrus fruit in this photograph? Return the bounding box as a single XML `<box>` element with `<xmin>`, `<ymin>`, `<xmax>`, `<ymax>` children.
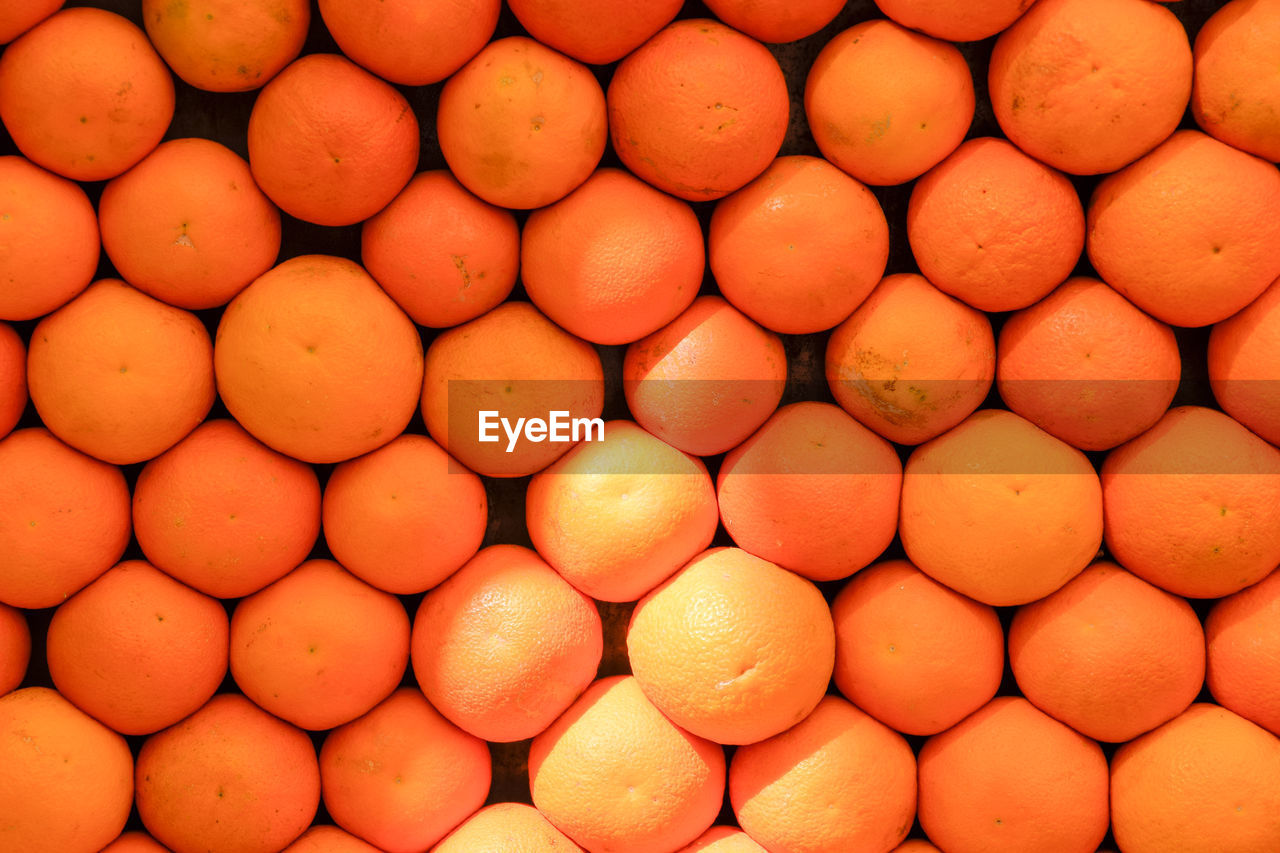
<box><xmin>99</xmin><ymin>831</ymin><xmax>172</xmax><ymax>853</ymax></box>
<box><xmin>521</xmin><ymin>167</ymin><xmax>704</xmax><ymax>345</ymax></box>
<box><xmin>709</xmin><ymin>154</ymin><xmax>890</xmax><ymax>335</ymax></box>
<box><xmin>433</xmin><ymin>802</ymin><xmax>584</xmax><ymax>852</ymax></box>
<box><xmin>607</xmin><ymin>18</ymin><xmax>789</xmax><ymax>201</ymax></box>
<box><xmin>874</xmin><ymin>0</ymin><xmax>1036</xmax><ymax>42</ymax></box>
<box><xmin>0</xmin><ymin>322</ymin><xmax>25</xmax><ymax>439</ymax></box>
<box><xmin>0</xmin><ymin>0</ymin><xmax>62</xmax><ymax>44</ymax></box>
<box><xmin>702</xmin><ymin>0</ymin><xmax>847</xmax><ymax>43</ymax></box>
<box><xmin>1209</xmin><ymin>274</ymin><xmax>1280</xmax><ymax>446</ymax></box>
<box><xmin>0</xmin><ymin>602</ymin><xmax>29</xmax><ymax>696</ymax></box>
<box><xmin>505</xmin><ymin>0</ymin><xmax>682</xmax><ymax>65</ymax></box>
<box><xmin>1206</xmin><ymin>567</ymin><xmax>1280</xmax><ymax>736</ymax></box>
<box><xmin>678</xmin><ymin>826</ymin><xmax>768</xmax><ymax>852</ymax></box>
<box><xmin>627</xmin><ymin>546</ymin><xmax>835</xmax><ymax>745</ymax></box>
<box><xmin>282</xmin><ymin>826</ymin><xmax>383</xmax><ymax>853</ymax></box>
<box><xmin>1192</xmin><ymin>0</ymin><xmax>1280</xmax><ymax>162</ymax></box>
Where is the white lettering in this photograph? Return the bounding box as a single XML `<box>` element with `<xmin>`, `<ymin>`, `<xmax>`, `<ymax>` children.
<box><xmin>479</xmin><ymin>412</ymin><xmax>606</xmax><ymax>452</ymax></box>
<box><xmin>573</xmin><ymin>416</ymin><xmax>604</xmax><ymax>442</ymax></box>
<box><xmin>502</xmin><ymin>417</ymin><xmax>525</xmax><ymax>453</ymax></box>
<box><xmin>477</xmin><ymin>411</ymin><xmax>500</xmax><ymax>442</ymax></box>
<box><xmin>525</xmin><ymin>418</ymin><xmax>548</xmax><ymax>443</ymax></box>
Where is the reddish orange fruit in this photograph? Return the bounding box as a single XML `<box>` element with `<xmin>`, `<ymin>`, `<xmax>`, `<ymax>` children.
<box><xmin>1209</xmin><ymin>274</ymin><xmax>1280</xmax><ymax>446</ymax></box>
<box><xmin>677</xmin><ymin>826</ymin><xmax>767</xmax><ymax>852</ymax></box>
<box><xmin>434</xmin><ymin>802</ymin><xmax>585</xmax><ymax>852</ymax></box>
<box><xmin>0</xmin><ymin>602</ymin><xmax>29</xmax><ymax>696</ymax></box>
<box><xmin>0</xmin><ymin>322</ymin><xmax>24</xmax><ymax>440</ymax></box>
<box><xmin>702</xmin><ymin>0</ymin><xmax>846</xmax><ymax>43</ymax></box>
<box><xmin>1192</xmin><ymin>0</ymin><xmax>1280</xmax><ymax>162</ymax></box>
<box><xmin>0</xmin><ymin>0</ymin><xmax>62</xmax><ymax>44</ymax></box>
<box><xmin>874</xmin><ymin>0</ymin><xmax>1035</xmax><ymax>42</ymax></box>
<box><xmin>1206</xmin><ymin>567</ymin><xmax>1280</xmax><ymax>737</ymax></box>
<box><xmin>506</xmin><ymin>0</ymin><xmax>682</xmax><ymax>65</ymax></box>
<box><xmin>281</xmin><ymin>825</ymin><xmax>383</xmax><ymax>853</ymax></box>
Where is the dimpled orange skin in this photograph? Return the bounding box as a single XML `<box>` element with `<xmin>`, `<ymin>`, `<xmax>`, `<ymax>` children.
<box><xmin>1192</xmin><ymin>0</ymin><xmax>1280</xmax><ymax>162</ymax></box>
<box><xmin>437</xmin><ymin>37</ymin><xmax>606</xmax><ymax>211</ymax></box>
<box><xmin>825</xmin><ymin>272</ymin><xmax>995</xmax><ymax>446</ymax></box>
<box><xmin>0</xmin><ymin>7</ymin><xmax>174</xmax><ymax>182</ymax></box>
<box><xmin>505</xmin><ymin>0</ymin><xmax>683</xmax><ymax>65</ymax></box>
<box><xmin>805</xmin><ymin>19</ymin><xmax>975</xmax><ymax>187</ymax></box>
<box><xmin>318</xmin><ymin>0</ymin><xmax>498</xmax><ymax>86</ymax></box>
<box><xmin>1102</xmin><ymin>405</ymin><xmax>1280</xmax><ymax>600</ymax></box>
<box><xmin>989</xmin><ymin>0</ymin><xmax>1192</xmax><ymax>176</ymax></box>
<box><xmin>627</xmin><ymin>547</ymin><xmax>835</xmax><ymax>746</ymax></box>
<box><xmin>730</xmin><ymin>695</ymin><xmax>918</xmax><ymax>853</ymax></box>
<box><xmin>98</xmin><ymin>137</ymin><xmax>282</xmax><ymax>311</ymax></box>
<box><xmin>433</xmin><ymin>802</ymin><xmax>585</xmax><ymax>852</ymax></box>
<box><xmin>1110</xmin><ymin>704</ymin><xmax>1280</xmax><ymax>852</ymax></box>
<box><xmin>0</xmin><ymin>322</ymin><xmax>25</xmax><ymax>440</ymax></box>
<box><xmin>319</xmin><ymin>688</ymin><xmax>492</xmax><ymax>853</ymax></box>
<box><xmin>420</xmin><ymin>301</ymin><xmax>605</xmax><ymax>479</ymax></box>
<box><xmin>717</xmin><ymin>401</ymin><xmax>902</xmax><ymax>583</ymax></box>
<box><xmin>135</xmin><ymin>693</ymin><xmax>320</xmax><ymax>853</ymax></box>
<box><xmin>1009</xmin><ymin>561</ymin><xmax>1206</xmax><ymax>744</ymax></box>
<box><xmin>624</xmin><ymin>295</ymin><xmax>787</xmax><ymax>458</ymax></box>
<box><xmin>701</xmin><ymin>0</ymin><xmax>846</xmax><ymax>43</ymax></box>
<box><xmin>0</xmin><ymin>155</ymin><xmax>99</xmax><ymax>322</ymax></box>
<box><xmin>322</xmin><ymin>433</ymin><xmax>487</xmax><ymax>596</ymax></box>
<box><xmin>832</xmin><ymin>559</ymin><xmax>1005</xmax><ymax>737</ymax></box>
<box><xmin>529</xmin><ymin>675</ymin><xmax>726</xmax><ymax>853</ymax></box>
<box><xmin>676</xmin><ymin>825</ymin><xmax>768</xmax><ymax>852</ymax></box>
<box><xmin>0</xmin><ymin>0</ymin><xmax>62</xmax><ymax>44</ymax></box>
<box><xmin>709</xmin><ymin>154</ymin><xmax>890</xmax><ymax>335</ymax></box>
<box><xmin>526</xmin><ymin>419</ymin><xmax>718</xmax><ymax>603</ymax></box>
<box><xmin>997</xmin><ymin>277</ymin><xmax>1181</xmax><ymax>451</ymax></box>
<box><xmin>607</xmin><ymin>18</ymin><xmax>789</xmax><ymax>202</ymax></box>
<box><xmin>907</xmin><ymin>136</ymin><xmax>1085</xmax><ymax>313</ymax></box>
<box><xmin>873</xmin><ymin>0</ymin><xmax>1035</xmax><ymax>42</ymax></box>
<box><xmin>0</xmin><ymin>602</ymin><xmax>29</xmax><ymax>695</ymax></box>
<box><xmin>0</xmin><ymin>687</ymin><xmax>134</xmax><ymax>853</ymax></box>
<box><xmin>521</xmin><ymin>167</ymin><xmax>704</xmax><ymax>345</ymax></box>
<box><xmin>1209</xmin><ymin>274</ymin><xmax>1280</xmax><ymax>446</ymax></box>
<box><xmin>0</xmin><ymin>428</ymin><xmax>132</xmax><ymax>610</ymax></box>
<box><xmin>214</xmin><ymin>254</ymin><xmax>424</xmax><ymax>465</ymax></box>
<box><xmin>899</xmin><ymin>409</ymin><xmax>1104</xmax><ymax>607</ymax></box>
<box><xmin>1207</xmin><ymin>568</ymin><xmax>1280</xmax><ymax>737</ymax></box>
<box><xmin>1087</xmin><ymin>130</ymin><xmax>1280</xmax><ymax>328</ymax></box>
<box><xmin>46</xmin><ymin>560</ymin><xmax>230</xmax><ymax>736</ymax></box>
<box><xmin>99</xmin><ymin>830</ymin><xmax>172</xmax><ymax>852</ymax></box>
<box><xmin>917</xmin><ymin>696</ymin><xmax>1110</xmax><ymax>853</ymax></box>
<box><xmin>281</xmin><ymin>825</ymin><xmax>384</xmax><ymax>853</ymax></box>
<box><xmin>143</xmin><ymin>0</ymin><xmax>308</xmax><ymax>93</ymax></box>
<box><xmin>230</xmin><ymin>559</ymin><xmax>410</xmax><ymax>731</ymax></box>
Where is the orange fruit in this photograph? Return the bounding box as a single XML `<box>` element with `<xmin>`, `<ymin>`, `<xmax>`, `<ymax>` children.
<box><xmin>1192</xmin><ymin>0</ymin><xmax>1280</xmax><ymax>162</ymax></box>
<box><xmin>438</xmin><ymin>36</ymin><xmax>606</xmax><ymax>210</ymax></box>
<box><xmin>607</xmin><ymin>18</ymin><xmax>789</xmax><ymax>201</ymax></box>
<box><xmin>831</xmin><ymin>559</ymin><xmax>1004</xmax><ymax>736</ymax></box>
<box><xmin>136</xmin><ymin>693</ymin><xmax>320</xmax><ymax>853</ymax></box>
<box><xmin>214</xmin><ymin>254</ymin><xmax>424</xmax><ymax>464</ymax></box>
<box><xmin>0</xmin><ymin>602</ymin><xmax>29</xmax><ymax>696</ymax></box>
<box><xmin>0</xmin><ymin>155</ymin><xmax>99</xmax><ymax>322</ymax></box>
<box><xmin>1210</xmin><ymin>274</ymin><xmax>1280</xmax><ymax>446</ymax></box>
<box><xmin>143</xmin><ymin>0</ymin><xmax>308</xmax><ymax>92</ymax></box>
<box><xmin>730</xmin><ymin>695</ymin><xmax>918</xmax><ymax>853</ymax></box>
<box><xmin>411</xmin><ymin>544</ymin><xmax>602</xmax><ymax>742</ymax></box>
<box><xmin>873</xmin><ymin>0</ymin><xmax>1035</xmax><ymax>42</ymax></box>
<box><xmin>1207</xmin><ymin>567</ymin><xmax>1280</xmax><ymax>736</ymax></box>
<box><xmin>989</xmin><ymin>0</ymin><xmax>1192</xmax><ymax>175</ymax></box>
<box><xmin>526</xmin><ymin>419</ymin><xmax>718</xmax><ymax>602</ymax></box>
<box><xmin>99</xmin><ymin>831</ymin><xmax>171</xmax><ymax>853</ymax></box>
<box><xmin>900</xmin><ymin>408</ymin><xmax>1104</xmax><ymax>606</ymax></box>
<box><xmin>433</xmin><ymin>802</ymin><xmax>584</xmax><ymax>852</ymax></box>
<box><xmin>361</xmin><ymin>170</ymin><xmax>518</xmax><ymax>329</ymax></box>
<box><xmin>1111</xmin><ymin>703</ymin><xmax>1280</xmax><ymax>852</ymax></box>
<box><xmin>709</xmin><ymin>154</ymin><xmax>890</xmax><ymax>335</ymax></box>
<box><xmin>805</xmin><ymin>19</ymin><xmax>974</xmax><ymax>186</ymax></box>
<box><xmin>317</xmin><ymin>0</ymin><xmax>498</xmax><ymax>86</ymax></box>
<box><xmin>420</xmin><ymin>301</ymin><xmax>605</xmax><ymax>478</ymax></box>
<box><xmin>0</xmin><ymin>427</ymin><xmax>131</xmax><ymax>609</ymax></box>
<box><xmin>627</xmin><ymin>546</ymin><xmax>835</xmax><ymax>745</ymax></box>
<box><xmin>322</xmin><ymin>433</ymin><xmax>487</xmax><ymax>595</ymax></box>
<box><xmin>1009</xmin><ymin>561</ymin><xmax>1205</xmax><ymax>743</ymax></box>
<box><xmin>529</xmin><ymin>674</ymin><xmax>726</xmax><ymax>853</ymax></box>
<box><xmin>997</xmin><ymin>277</ymin><xmax>1181</xmax><ymax>451</ymax></box>
<box><xmin>825</xmin><ymin>272</ymin><xmax>995</xmax><ymax>446</ymax></box>
<box><xmin>522</xmin><ymin>167</ymin><xmax>704</xmax><ymax>345</ymax></box>
<box><xmin>701</xmin><ymin>0</ymin><xmax>846</xmax><ymax>43</ymax></box>
<box><xmin>132</xmin><ymin>418</ymin><xmax>321</xmax><ymax>599</ymax></box>
<box><xmin>0</xmin><ymin>0</ymin><xmax>61</xmax><ymax>44</ymax></box>
<box><xmin>624</xmin><ymin>295</ymin><xmax>787</xmax><ymax>457</ymax></box>
<box><xmin>0</xmin><ymin>321</ymin><xmax>24</xmax><ymax>439</ymax></box>
<box><xmin>717</xmin><ymin>401</ymin><xmax>902</xmax><ymax>583</ymax></box>
<box><xmin>1087</xmin><ymin>129</ymin><xmax>1280</xmax><ymax>328</ymax></box>
<box><xmin>891</xmin><ymin>842</ymin><xmax>943</xmax><ymax>853</ymax></box>
<box><xmin>1102</xmin><ymin>405</ymin><xmax>1280</xmax><ymax>599</ymax></box>
<box><xmin>247</xmin><ymin>53</ymin><xmax>419</xmax><ymax>226</ymax></box>
<box><xmin>282</xmin><ymin>826</ymin><xmax>383</xmax><ymax>853</ymax></box>
<box><xmin>677</xmin><ymin>826</ymin><xmax>767</xmax><ymax>852</ymax></box>
<box><xmin>46</xmin><ymin>560</ymin><xmax>228</xmax><ymax>736</ymax></box>
<box><xmin>907</xmin><ymin>136</ymin><xmax>1085</xmax><ymax>313</ymax></box>
<box><xmin>98</xmin><ymin>137</ymin><xmax>281</xmax><ymax>310</ymax></box>
<box><xmin>506</xmin><ymin>0</ymin><xmax>682</xmax><ymax>65</ymax></box>
<box><xmin>0</xmin><ymin>7</ymin><xmax>174</xmax><ymax>181</ymax></box>
<box><xmin>27</xmin><ymin>279</ymin><xmax>215</xmax><ymax>465</ymax></box>
<box><xmin>0</xmin><ymin>687</ymin><xmax>133</xmax><ymax>853</ymax></box>
<box><xmin>320</xmin><ymin>687</ymin><xmax>491</xmax><ymax>852</ymax></box>
<box><xmin>917</xmin><ymin>696</ymin><xmax>1110</xmax><ymax>853</ymax></box>
<box><xmin>230</xmin><ymin>559</ymin><xmax>409</xmax><ymax>731</ymax></box>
